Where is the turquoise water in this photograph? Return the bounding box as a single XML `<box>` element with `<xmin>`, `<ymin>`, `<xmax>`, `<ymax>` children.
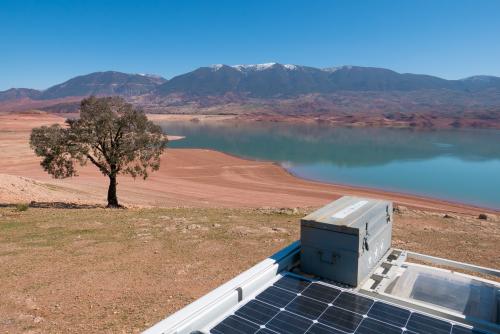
<box><xmin>160</xmin><ymin>122</ymin><xmax>500</xmax><ymax>209</ymax></box>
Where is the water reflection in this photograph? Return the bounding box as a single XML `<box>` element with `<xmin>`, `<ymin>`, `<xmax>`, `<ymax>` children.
<box><xmin>162</xmin><ymin>122</ymin><xmax>500</xmax><ymax>165</ymax></box>
<box><xmin>160</xmin><ymin>121</ymin><xmax>500</xmax><ymax>208</ymax></box>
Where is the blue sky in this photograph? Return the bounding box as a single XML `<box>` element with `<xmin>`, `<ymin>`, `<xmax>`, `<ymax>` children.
<box><xmin>1</xmin><ymin>0</ymin><xmax>500</xmax><ymax>90</ymax></box>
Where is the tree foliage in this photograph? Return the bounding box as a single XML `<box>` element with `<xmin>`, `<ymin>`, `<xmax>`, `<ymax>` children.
<box><xmin>30</xmin><ymin>96</ymin><xmax>168</xmax><ymax>207</ymax></box>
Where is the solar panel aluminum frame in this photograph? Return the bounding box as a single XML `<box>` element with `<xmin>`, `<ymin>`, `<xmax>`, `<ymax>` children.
<box><xmin>142</xmin><ymin>241</ymin><xmax>301</xmax><ymax>334</ymax></box>
<box><xmin>207</xmin><ymin>273</ymin><xmax>310</xmax><ymax>333</ymax></box>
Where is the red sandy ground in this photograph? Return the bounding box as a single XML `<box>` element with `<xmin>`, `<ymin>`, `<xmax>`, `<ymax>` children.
<box><xmin>0</xmin><ymin>111</ymin><xmax>497</xmax><ymax>215</ymax></box>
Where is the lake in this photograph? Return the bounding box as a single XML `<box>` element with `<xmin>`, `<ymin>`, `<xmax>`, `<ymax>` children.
<box><xmin>160</xmin><ymin>121</ymin><xmax>500</xmax><ymax>209</ymax></box>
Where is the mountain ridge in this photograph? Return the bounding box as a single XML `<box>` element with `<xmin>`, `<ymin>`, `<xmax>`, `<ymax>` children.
<box><xmin>155</xmin><ymin>63</ymin><xmax>500</xmax><ymax>97</ymax></box>
<box><xmin>39</xmin><ymin>71</ymin><xmax>167</xmax><ymax>100</ymax></box>
<box><xmin>2</xmin><ymin>65</ymin><xmax>500</xmax><ymax>129</ymax></box>
<box><xmin>3</xmin><ymin>64</ymin><xmax>500</xmax><ymax>101</ymax></box>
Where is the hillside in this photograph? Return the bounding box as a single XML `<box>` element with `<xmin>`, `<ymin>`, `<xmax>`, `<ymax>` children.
<box><xmin>0</xmin><ymin>88</ymin><xmax>41</xmax><ymax>101</ymax></box>
<box><xmin>1</xmin><ymin>64</ymin><xmax>500</xmax><ymax>128</ymax></box>
<box><xmin>39</xmin><ymin>71</ymin><xmax>166</xmax><ymax>99</ymax></box>
<box><xmin>156</xmin><ymin>63</ymin><xmax>500</xmax><ymax>97</ymax></box>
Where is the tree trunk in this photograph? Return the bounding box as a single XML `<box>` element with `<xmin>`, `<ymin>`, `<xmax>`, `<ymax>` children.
<box><xmin>107</xmin><ymin>175</ymin><xmax>120</xmax><ymax>208</ymax></box>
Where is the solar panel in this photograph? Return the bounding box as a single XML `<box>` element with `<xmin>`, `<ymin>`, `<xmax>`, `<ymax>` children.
<box><xmin>256</xmin><ymin>329</ymin><xmax>276</xmax><ymax>334</ymax></box>
<box><xmin>356</xmin><ymin>318</ymin><xmax>403</xmax><ymax>334</ymax></box>
<box><xmin>273</xmin><ymin>275</ymin><xmax>310</xmax><ymax>293</ymax></box>
<box><xmin>301</xmin><ymin>283</ymin><xmax>341</xmax><ymax>303</ymax></box>
<box><xmin>235</xmin><ymin>300</ymin><xmax>279</xmax><ymax>324</ymax></box>
<box><xmin>210</xmin><ymin>274</ymin><xmax>494</xmax><ymax>334</ymax></box>
<box><xmin>286</xmin><ymin>296</ymin><xmax>328</xmax><ymax>319</ymax></box>
<box><xmin>406</xmin><ymin>312</ymin><xmax>452</xmax><ymax>334</ymax></box>
<box><xmin>255</xmin><ymin>286</ymin><xmax>296</xmax><ymax>308</ymax></box>
<box><xmin>307</xmin><ymin>322</ymin><xmax>348</xmax><ymax>334</ymax></box>
<box><xmin>332</xmin><ymin>291</ymin><xmax>373</xmax><ymax>315</ymax></box>
<box><xmin>266</xmin><ymin>311</ymin><xmax>313</xmax><ymax>333</ymax></box>
<box><xmin>211</xmin><ymin>315</ymin><xmax>260</xmax><ymax>334</ymax></box>
<box><xmin>367</xmin><ymin>301</ymin><xmax>410</xmax><ymax>327</ymax></box>
<box><xmin>451</xmin><ymin>325</ymin><xmax>490</xmax><ymax>334</ymax></box>
<box><xmin>318</xmin><ymin>305</ymin><xmax>363</xmax><ymax>332</ymax></box>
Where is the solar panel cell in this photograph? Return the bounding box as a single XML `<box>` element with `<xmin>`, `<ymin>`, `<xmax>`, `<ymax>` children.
<box><xmin>235</xmin><ymin>300</ymin><xmax>279</xmax><ymax>324</ymax></box>
<box><xmin>333</xmin><ymin>292</ymin><xmax>374</xmax><ymax>315</ymax></box>
<box><xmin>266</xmin><ymin>311</ymin><xmax>313</xmax><ymax>334</ymax></box>
<box><xmin>355</xmin><ymin>317</ymin><xmax>403</xmax><ymax>334</ymax></box>
<box><xmin>318</xmin><ymin>306</ymin><xmax>364</xmax><ymax>333</ymax></box>
<box><xmin>452</xmin><ymin>325</ymin><xmax>489</xmax><ymax>334</ymax></box>
<box><xmin>256</xmin><ymin>286</ymin><xmax>296</xmax><ymax>308</ymax></box>
<box><xmin>301</xmin><ymin>283</ymin><xmax>341</xmax><ymax>303</ymax></box>
<box><xmin>285</xmin><ymin>296</ymin><xmax>328</xmax><ymax>320</ymax></box>
<box><xmin>406</xmin><ymin>313</ymin><xmax>452</xmax><ymax>334</ymax></box>
<box><xmin>306</xmin><ymin>323</ymin><xmax>348</xmax><ymax>334</ymax></box>
<box><xmin>256</xmin><ymin>329</ymin><xmax>277</xmax><ymax>334</ymax></box>
<box><xmin>274</xmin><ymin>276</ymin><xmax>311</xmax><ymax>293</ymax></box>
<box><xmin>211</xmin><ymin>315</ymin><xmax>260</xmax><ymax>334</ymax></box>
<box><xmin>367</xmin><ymin>301</ymin><xmax>410</xmax><ymax>327</ymax></box>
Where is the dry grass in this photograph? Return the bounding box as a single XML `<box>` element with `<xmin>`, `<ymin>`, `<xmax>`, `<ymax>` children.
<box><xmin>0</xmin><ymin>207</ymin><xmax>302</xmax><ymax>333</ymax></box>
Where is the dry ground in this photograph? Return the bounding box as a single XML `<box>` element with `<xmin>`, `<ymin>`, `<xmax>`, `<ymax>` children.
<box><xmin>0</xmin><ymin>111</ymin><xmax>496</xmax><ymax>215</ymax></box>
<box><xmin>0</xmin><ymin>206</ymin><xmax>499</xmax><ymax>334</ymax></box>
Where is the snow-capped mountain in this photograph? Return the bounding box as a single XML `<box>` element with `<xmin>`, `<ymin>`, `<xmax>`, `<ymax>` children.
<box><xmin>157</xmin><ymin>63</ymin><xmax>500</xmax><ymax>98</ymax></box>
<box><xmin>224</xmin><ymin>63</ymin><xmax>298</xmax><ymax>72</ymax></box>
<box><xmin>4</xmin><ymin>64</ymin><xmax>500</xmax><ymax>101</ymax></box>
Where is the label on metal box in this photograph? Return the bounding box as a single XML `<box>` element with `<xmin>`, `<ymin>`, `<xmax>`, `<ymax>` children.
<box><xmin>331</xmin><ymin>200</ymin><xmax>369</xmax><ymax>219</ymax></box>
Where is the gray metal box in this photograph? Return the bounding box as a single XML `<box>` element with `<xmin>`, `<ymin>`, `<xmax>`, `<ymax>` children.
<box><xmin>300</xmin><ymin>196</ymin><xmax>393</xmax><ymax>287</ymax></box>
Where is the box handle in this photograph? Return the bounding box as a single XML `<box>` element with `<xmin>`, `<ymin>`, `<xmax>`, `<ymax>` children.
<box><xmin>318</xmin><ymin>250</ymin><xmax>338</xmax><ymax>264</ymax></box>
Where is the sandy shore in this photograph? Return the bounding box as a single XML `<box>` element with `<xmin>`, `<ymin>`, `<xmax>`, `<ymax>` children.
<box><xmin>0</xmin><ymin>111</ymin><xmax>497</xmax><ymax>215</ymax></box>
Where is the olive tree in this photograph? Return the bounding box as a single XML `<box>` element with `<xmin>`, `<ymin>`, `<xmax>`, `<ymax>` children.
<box><xmin>30</xmin><ymin>96</ymin><xmax>168</xmax><ymax>208</ymax></box>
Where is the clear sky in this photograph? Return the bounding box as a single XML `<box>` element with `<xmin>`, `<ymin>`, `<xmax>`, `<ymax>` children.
<box><xmin>1</xmin><ymin>0</ymin><xmax>500</xmax><ymax>90</ymax></box>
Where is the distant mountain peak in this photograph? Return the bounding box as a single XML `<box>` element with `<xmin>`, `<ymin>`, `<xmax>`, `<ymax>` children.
<box><xmin>210</xmin><ymin>64</ymin><xmax>230</xmax><ymax>71</ymax></box>
<box><xmin>461</xmin><ymin>75</ymin><xmax>499</xmax><ymax>82</ymax></box>
<box><xmin>210</xmin><ymin>63</ymin><xmax>300</xmax><ymax>72</ymax></box>
<box><xmin>322</xmin><ymin>65</ymin><xmax>353</xmax><ymax>72</ymax></box>
<box><xmin>233</xmin><ymin>63</ymin><xmax>278</xmax><ymax>71</ymax></box>
<box><xmin>0</xmin><ymin>88</ymin><xmax>41</xmax><ymax>102</ymax></box>
<box><xmin>38</xmin><ymin>71</ymin><xmax>167</xmax><ymax>99</ymax></box>
<box><xmin>137</xmin><ymin>73</ymin><xmax>164</xmax><ymax>79</ymax></box>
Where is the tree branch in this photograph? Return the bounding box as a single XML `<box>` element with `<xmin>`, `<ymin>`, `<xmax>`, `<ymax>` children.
<box><xmin>86</xmin><ymin>154</ymin><xmax>109</xmax><ymax>175</ymax></box>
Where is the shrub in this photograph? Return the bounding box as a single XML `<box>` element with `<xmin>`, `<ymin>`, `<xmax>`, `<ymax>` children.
<box><xmin>15</xmin><ymin>203</ymin><xmax>29</xmax><ymax>212</ymax></box>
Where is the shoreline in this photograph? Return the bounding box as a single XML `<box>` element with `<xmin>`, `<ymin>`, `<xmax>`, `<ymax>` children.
<box><xmin>179</xmin><ymin>147</ymin><xmax>500</xmax><ymax>215</ymax></box>
<box><xmin>145</xmin><ymin>112</ymin><xmax>500</xmax><ymax>130</ymax></box>
<box><xmin>0</xmin><ymin>111</ymin><xmax>498</xmax><ymax>215</ymax></box>
<box><xmin>282</xmin><ymin>164</ymin><xmax>500</xmax><ymax>213</ymax></box>
<box><xmin>183</xmin><ymin>143</ymin><xmax>500</xmax><ymax>214</ymax></box>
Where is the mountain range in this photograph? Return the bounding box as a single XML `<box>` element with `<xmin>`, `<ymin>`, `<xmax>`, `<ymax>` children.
<box><xmin>1</xmin><ymin>64</ymin><xmax>500</xmax><ymax>128</ymax></box>
<box><xmin>157</xmin><ymin>63</ymin><xmax>500</xmax><ymax>97</ymax></box>
<box><xmin>3</xmin><ymin>64</ymin><xmax>500</xmax><ymax>101</ymax></box>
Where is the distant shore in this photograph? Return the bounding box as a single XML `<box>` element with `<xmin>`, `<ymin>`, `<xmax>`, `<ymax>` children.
<box><xmin>147</xmin><ymin>112</ymin><xmax>500</xmax><ymax>130</ymax></box>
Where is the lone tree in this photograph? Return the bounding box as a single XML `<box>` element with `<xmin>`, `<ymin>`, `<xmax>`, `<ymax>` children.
<box><xmin>30</xmin><ymin>96</ymin><xmax>168</xmax><ymax>208</ymax></box>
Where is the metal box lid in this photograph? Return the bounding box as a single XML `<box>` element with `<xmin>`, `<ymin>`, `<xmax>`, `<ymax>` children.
<box><xmin>301</xmin><ymin>196</ymin><xmax>391</xmax><ymax>235</ymax></box>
